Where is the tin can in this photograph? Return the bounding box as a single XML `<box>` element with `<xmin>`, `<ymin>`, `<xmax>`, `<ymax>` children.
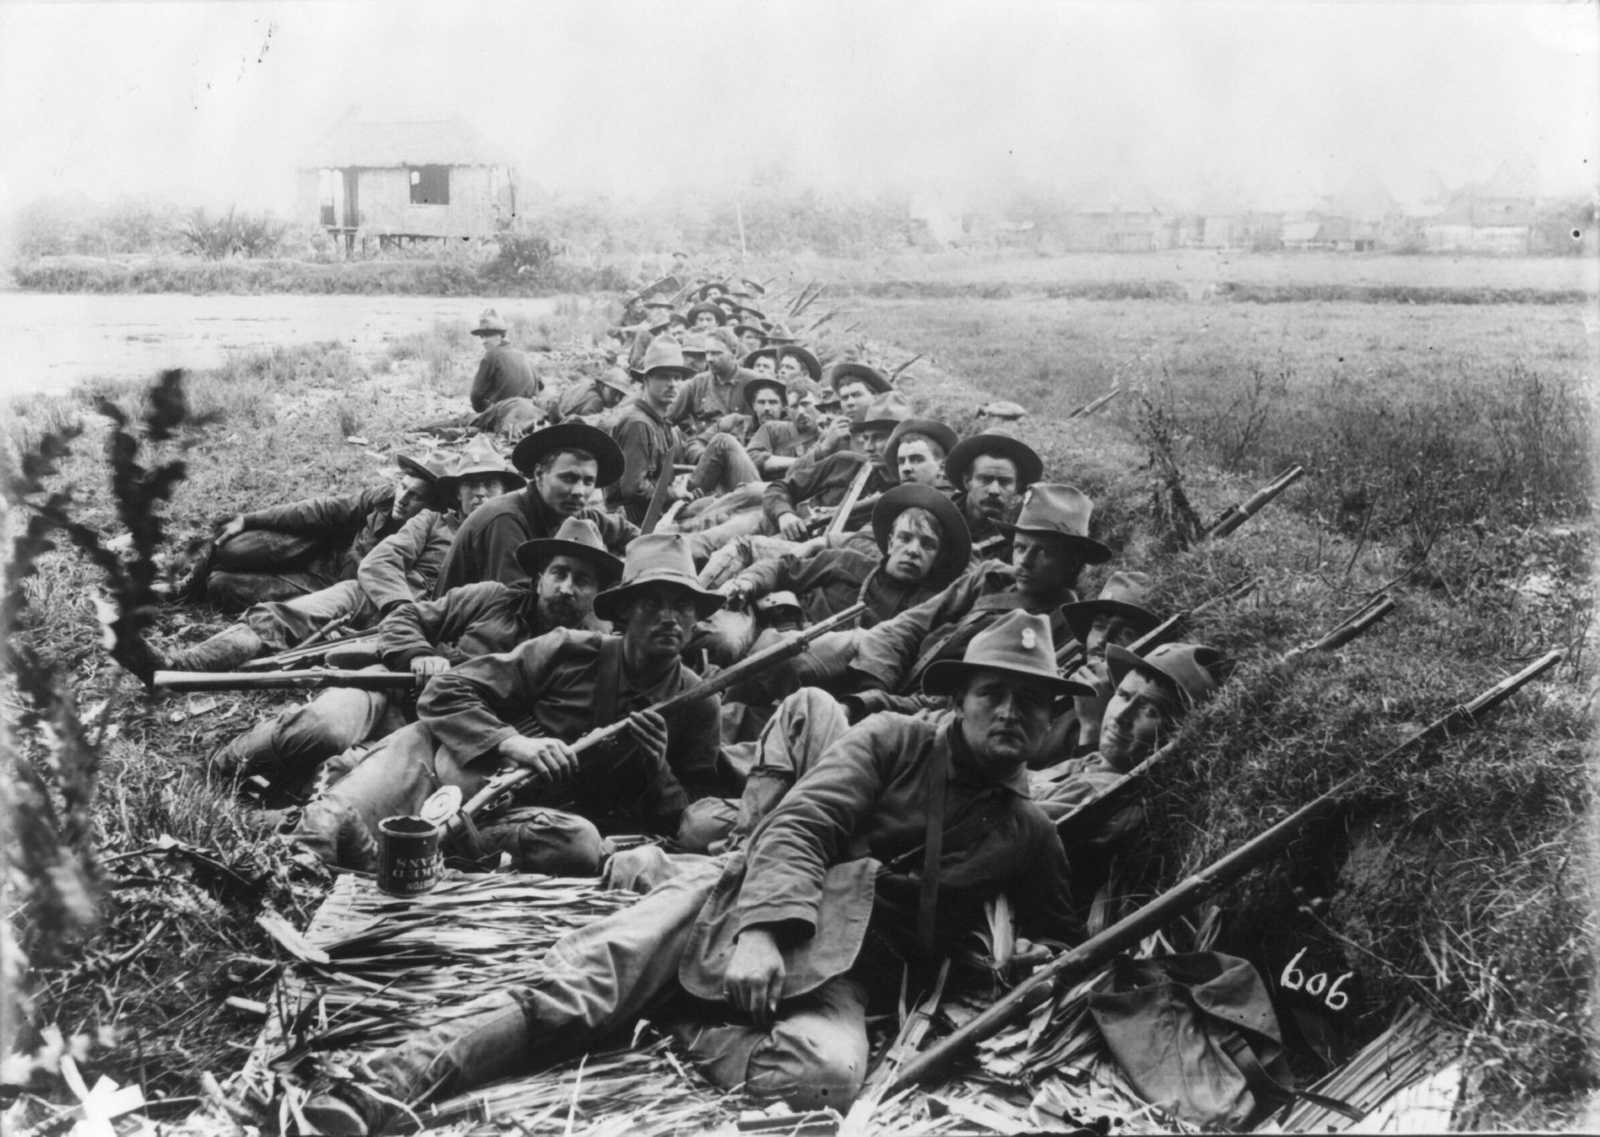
<box><xmin>377</xmin><ymin>814</ymin><xmax>442</xmax><ymax>895</ymax></box>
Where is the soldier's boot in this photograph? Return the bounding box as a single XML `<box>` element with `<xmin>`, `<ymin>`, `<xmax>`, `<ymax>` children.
<box><xmin>206</xmin><ymin>719</ymin><xmax>282</xmax><ymax>785</ymax></box>
<box><xmin>300</xmin><ymin>990</ymin><xmax>532</xmax><ymax>1135</ymax></box>
<box><xmin>163</xmin><ymin>625</ymin><xmax>265</xmax><ymax>673</ymax></box>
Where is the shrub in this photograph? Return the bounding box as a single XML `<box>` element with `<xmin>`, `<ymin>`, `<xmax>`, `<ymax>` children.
<box><xmin>178</xmin><ymin>207</ymin><xmax>287</xmax><ymax>260</ymax></box>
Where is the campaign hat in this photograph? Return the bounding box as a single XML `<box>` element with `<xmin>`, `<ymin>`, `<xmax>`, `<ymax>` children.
<box><xmin>593</xmin><ymin>533</ymin><xmax>725</xmax><ymax>623</ymax></box>
<box><xmin>944</xmin><ymin>430</ymin><xmax>1044</xmax><ymax>490</ymax></box>
<box><xmin>828</xmin><ymin>362</ymin><xmax>892</xmax><ymax>396</ymax></box>
<box><xmin>1062</xmin><ymin>571</ymin><xmax>1161</xmax><ymax>647</ymax></box>
<box><xmin>883</xmin><ymin>418</ymin><xmax>958</xmax><ymax>475</ymax></box>
<box><xmin>514</xmin><ymin>517</ymin><xmax>624</xmax><ymax>585</ymax></box>
<box><xmin>1105</xmin><ymin>641</ymin><xmax>1222</xmax><ymax>709</ymax></box>
<box><xmin>996</xmin><ymin>483</ymin><xmax>1112</xmax><ymax>564</ymax></box>
<box><xmin>923</xmin><ymin>610</ymin><xmax>1092</xmax><ymax>698</ymax></box>
<box><xmin>512</xmin><ymin>422</ymin><xmax>625</xmax><ymax>486</ymax></box>
<box><xmin>471</xmin><ymin>309</ymin><xmax>509</xmax><ymax>337</ymax></box>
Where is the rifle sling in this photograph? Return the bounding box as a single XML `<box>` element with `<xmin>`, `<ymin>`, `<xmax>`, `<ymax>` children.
<box><xmin>1220</xmin><ymin>1033</ymin><xmax>1365</xmax><ymax>1122</ymax></box>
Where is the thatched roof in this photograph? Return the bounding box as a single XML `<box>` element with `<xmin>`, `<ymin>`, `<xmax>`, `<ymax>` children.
<box><xmin>300</xmin><ymin>115</ymin><xmax>508</xmax><ymax>169</ymax></box>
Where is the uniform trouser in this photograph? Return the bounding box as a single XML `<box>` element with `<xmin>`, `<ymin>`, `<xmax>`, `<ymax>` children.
<box><xmin>208</xmin><ymin>682</ymin><xmax>405</xmax><ymax>790</ymax></box>
<box><xmin>471</xmin><ymin>397</ymin><xmax>545</xmax><ymax>440</ymax></box>
<box><xmin>686</xmin><ymin>433</ymin><xmax>762</xmax><ymax>498</ymax></box>
<box><xmin>205</xmin><ymin>568</ymin><xmax>344</xmax><ymax>611</ymax></box>
<box><xmin>287</xmin><ymin>723</ymin><xmax>604</xmax><ymax>876</ymax></box>
<box><xmin>239</xmin><ymin>578</ymin><xmax>374</xmax><ymax>651</ymax></box>
<box><xmin>352</xmin><ymin>854</ymin><xmax>869</xmax><ymax>1120</ymax></box>
<box><xmin>673</xmin><ymin>687</ymin><xmax>850</xmax><ymax>855</ymax></box>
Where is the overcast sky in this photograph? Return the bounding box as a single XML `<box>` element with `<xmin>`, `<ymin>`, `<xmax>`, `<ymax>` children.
<box><xmin>1</xmin><ymin>0</ymin><xmax>1595</xmax><ymax>217</ymax></box>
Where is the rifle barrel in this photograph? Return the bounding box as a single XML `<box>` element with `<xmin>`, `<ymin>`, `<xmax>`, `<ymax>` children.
<box><xmin>891</xmin><ymin>649</ymin><xmax>1562</xmax><ymax>1094</ymax></box>
<box><xmin>448</xmin><ymin>602</ymin><xmax>870</xmax><ymax>829</ymax></box>
<box><xmin>151</xmin><ymin>668</ymin><xmax>419</xmax><ymax>692</ymax></box>
<box><xmin>1207</xmin><ymin>465</ymin><xmax>1306</xmax><ymax>539</ymax></box>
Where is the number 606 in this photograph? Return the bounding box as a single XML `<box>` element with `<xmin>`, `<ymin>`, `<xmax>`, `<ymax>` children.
<box><xmin>1279</xmin><ymin>947</ymin><xmax>1354</xmax><ymax>1012</ymax></box>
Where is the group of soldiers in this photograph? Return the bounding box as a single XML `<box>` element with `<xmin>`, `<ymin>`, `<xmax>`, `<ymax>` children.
<box><xmin>146</xmin><ymin>268</ymin><xmax>1227</xmax><ymax>1133</ymax></box>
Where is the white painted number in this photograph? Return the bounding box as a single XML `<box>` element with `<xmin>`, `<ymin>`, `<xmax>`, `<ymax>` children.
<box><xmin>1278</xmin><ymin>948</ymin><xmax>1354</xmax><ymax>1012</ymax></box>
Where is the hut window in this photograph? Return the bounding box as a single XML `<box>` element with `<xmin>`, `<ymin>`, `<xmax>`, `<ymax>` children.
<box><xmin>409</xmin><ymin>166</ymin><xmax>450</xmax><ymax>206</ymax></box>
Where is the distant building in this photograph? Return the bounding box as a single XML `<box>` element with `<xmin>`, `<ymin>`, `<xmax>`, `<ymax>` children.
<box><xmin>296</xmin><ymin>115</ymin><xmax>517</xmax><ymax>251</ymax></box>
<box><xmin>1421</xmin><ymin>163</ymin><xmax>1539</xmax><ymax>254</ymax></box>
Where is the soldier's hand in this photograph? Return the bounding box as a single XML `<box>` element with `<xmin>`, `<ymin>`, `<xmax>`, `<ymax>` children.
<box><xmin>409</xmin><ymin>655</ymin><xmax>451</xmax><ymax>677</ymax></box>
<box><xmin>497</xmin><ymin>736</ymin><xmax>577</xmax><ymax>782</ymax></box>
<box><xmin>724</xmin><ymin>927</ymin><xmax>786</xmax><ymax>1026</ymax></box>
<box><xmin>777</xmin><ymin>512</ymin><xmax>808</xmax><ymax>541</ymax></box>
<box><xmin>720</xmin><ymin>580</ymin><xmax>751</xmax><ymax>609</ymax></box>
<box><xmin>625</xmin><ymin>710</ymin><xmax>669</xmax><ymax>765</ymax></box>
<box><xmin>217</xmin><ymin>514</ymin><xmax>246</xmax><ymax>542</ymax></box>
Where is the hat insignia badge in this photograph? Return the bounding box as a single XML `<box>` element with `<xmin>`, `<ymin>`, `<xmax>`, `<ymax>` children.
<box><xmin>1020</xmin><ymin>627</ymin><xmax>1037</xmax><ymax>650</ymax></box>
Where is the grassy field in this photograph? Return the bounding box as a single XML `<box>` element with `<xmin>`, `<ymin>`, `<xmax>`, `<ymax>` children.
<box><xmin>2</xmin><ymin>259</ymin><xmax>1595</xmax><ymax>1129</ymax></box>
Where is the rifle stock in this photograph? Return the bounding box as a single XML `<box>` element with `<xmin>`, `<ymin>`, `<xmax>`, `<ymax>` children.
<box><xmin>151</xmin><ymin>668</ymin><xmax>419</xmax><ymax>693</ymax></box>
<box><xmin>1205</xmin><ymin>465</ymin><xmax>1305</xmax><ymax>539</ymax></box>
<box><xmin>897</xmin><ymin>649</ymin><xmax>1562</xmax><ymax>1094</ymax></box>
<box><xmin>240</xmin><ymin>630</ymin><xmax>381</xmax><ymax>672</ymax></box>
<box><xmin>444</xmin><ymin>601</ymin><xmax>869</xmax><ymax>833</ymax></box>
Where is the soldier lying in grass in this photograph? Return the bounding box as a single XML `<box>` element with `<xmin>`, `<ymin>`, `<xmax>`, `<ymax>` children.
<box><xmin>286</xmin><ymin>534</ymin><xmax>724</xmax><ymax>876</ymax></box>
<box><xmin>205</xmin><ymin>519</ymin><xmax>619</xmax><ymax>797</ymax></box>
<box><xmin>154</xmin><ymin>439</ymin><xmax>521</xmax><ymax>674</ymax></box>
<box><xmin>299</xmin><ymin>611</ymin><xmax>1087</xmax><ymax>1133</ymax></box>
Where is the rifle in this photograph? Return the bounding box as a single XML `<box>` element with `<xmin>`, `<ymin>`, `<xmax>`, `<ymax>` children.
<box><xmin>804</xmin><ymin>460</ymin><xmax>877</xmax><ymax>541</ymax></box>
<box><xmin>1205</xmin><ymin>465</ymin><xmax>1306</xmax><ymax>539</ymax></box>
<box><xmin>150</xmin><ymin>668</ymin><xmax>420</xmax><ymax>693</ymax></box>
<box><xmin>1055</xmin><ymin>575</ymin><xmax>1259</xmax><ymax>675</ymax></box>
<box><xmin>841</xmin><ymin>959</ymin><xmax>950</xmax><ymax>1135</ymax></box>
<box><xmin>443</xmin><ymin>601</ymin><xmax>870</xmax><ymax>836</ymax></box>
<box><xmin>239</xmin><ymin>628</ymin><xmax>379</xmax><ymax>672</ymax></box>
<box><xmin>1065</xmin><ymin>386</ymin><xmax>1122</xmax><ymax>420</ymax></box>
<box><xmin>641</xmin><ymin>443</ymin><xmax>685</xmax><ymax>534</ymax></box>
<box><xmin>1054</xmin><ymin>589</ymin><xmax>1393</xmax><ymax>836</ymax></box>
<box><xmin>888</xmin><ymin>649</ymin><xmax>1562</xmax><ymax>1095</ymax></box>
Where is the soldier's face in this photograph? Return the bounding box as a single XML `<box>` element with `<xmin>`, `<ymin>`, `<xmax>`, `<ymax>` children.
<box><xmin>705</xmin><ymin>342</ymin><xmax>736</xmax><ymax>379</ymax></box>
<box><xmin>852</xmin><ymin>427</ymin><xmax>891</xmax><ymax>459</ymax></box>
<box><xmin>643</xmin><ymin>372</ymin><xmax>683</xmax><ymax>409</ymax></box>
<box><xmin>1098</xmin><ymin>672</ymin><xmax>1180</xmax><ymax>772</ymax></box>
<box><xmin>479</xmin><ymin>332</ymin><xmax>505</xmax><ymax>351</ymax></box>
<box><xmin>393</xmin><ymin>475</ymin><xmax>433</xmax><ymax>521</ymax></box>
<box><xmin>536</xmin><ymin>555</ymin><xmax>601</xmax><ymax>630</ymax></box>
<box><xmin>752</xmin><ymin>356</ymin><xmax>777</xmax><ymax>379</ymax></box>
<box><xmin>836</xmin><ymin>382</ymin><xmax>872</xmax><ymax>417</ymax></box>
<box><xmin>535</xmin><ymin>453</ymin><xmax>600</xmax><ymax>515</ymax></box>
<box><xmin>694</xmin><ymin>313</ymin><xmax>718</xmax><ymax>332</ymax></box>
<box><xmin>456</xmin><ymin>474</ymin><xmax>513</xmax><ymax>517</ymax></box>
<box><xmin>777</xmin><ymin>356</ymin><xmax>805</xmax><ymax>384</ymax></box>
<box><xmin>883</xmin><ymin>511</ymin><xmax>943</xmax><ymax>584</ymax></box>
<box><xmin>621</xmin><ymin>584</ymin><xmax>698</xmax><ymax>662</ymax></box>
<box><xmin>964</xmin><ymin>457</ymin><xmax>1020</xmax><ymax>522</ymax></box>
<box><xmin>751</xmin><ymin>390</ymin><xmax>783</xmax><ymax>422</ymax></box>
<box><xmin>1084</xmin><ymin>612</ymin><xmax>1141</xmax><ymax>659</ymax></box>
<box><xmin>1011</xmin><ymin>532</ymin><xmax>1080</xmax><ymax>599</ymax></box>
<box><xmin>895</xmin><ymin>439</ymin><xmax>943</xmax><ymax>486</ymax></box>
<box><xmin>740</xmin><ymin>331</ymin><xmax>765</xmax><ymax>355</ymax></box>
<box><xmin>959</xmin><ymin>671</ymin><xmax>1055</xmax><ymax>770</ymax></box>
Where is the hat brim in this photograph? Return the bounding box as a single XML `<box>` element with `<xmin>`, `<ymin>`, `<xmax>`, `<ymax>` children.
<box><xmin>593</xmin><ymin>575</ymin><xmax>725</xmax><ymax>624</ymax></box>
<box><xmin>829</xmin><ymin>363</ymin><xmax>892</xmax><ymax>395</ymax></box>
<box><xmin>1062</xmin><ymin>598</ymin><xmax>1162</xmax><ymax>647</ymax></box>
<box><xmin>512</xmin><ymin>422</ymin><xmax>626</xmax><ymax>486</ymax></box>
<box><xmin>396</xmin><ymin>455</ymin><xmax>441</xmax><ymax>483</ymax></box>
<box><xmin>872</xmin><ymin>485</ymin><xmax>972</xmax><ymax>589</ymax></box>
<box><xmin>685</xmin><ymin>304</ymin><xmax>726</xmax><ymax>326</ymax></box>
<box><xmin>438</xmin><ymin>469</ymin><xmax>525</xmax><ymax>496</ymax></box>
<box><xmin>514</xmin><ymin>539</ymin><xmax>624</xmax><ymax>585</ymax></box>
<box><xmin>994</xmin><ymin>522</ymin><xmax>1113</xmax><ymax>565</ymax></box>
<box><xmin>470</xmin><ymin>327</ymin><xmax>506</xmax><ymax>337</ymax></box>
<box><xmin>922</xmin><ymin>659</ymin><xmax>1091</xmax><ymax>699</ymax></box>
<box><xmin>944</xmin><ymin>434</ymin><xmax>1045</xmax><ymax>490</ymax></box>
